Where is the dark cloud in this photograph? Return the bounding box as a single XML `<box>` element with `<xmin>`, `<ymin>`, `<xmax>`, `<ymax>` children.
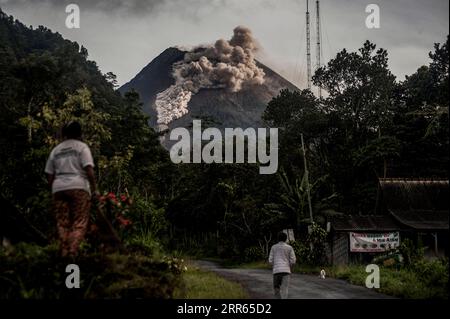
<box><xmin>1</xmin><ymin>0</ymin><xmax>167</xmax><ymax>15</ymax></box>
<box><xmin>0</xmin><ymin>0</ymin><xmax>238</xmax><ymax>17</ymax></box>
<box><xmin>0</xmin><ymin>0</ymin><xmax>447</xmax><ymax>86</ymax></box>
<box><xmin>0</xmin><ymin>0</ymin><xmax>238</xmax><ymax>21</ymax></box>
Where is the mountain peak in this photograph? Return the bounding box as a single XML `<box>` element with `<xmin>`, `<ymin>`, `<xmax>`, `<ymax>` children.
<box><xmin>119</xmin><ymin>46</ymin><xmax>297</xmax><ymax>132</ymax></box>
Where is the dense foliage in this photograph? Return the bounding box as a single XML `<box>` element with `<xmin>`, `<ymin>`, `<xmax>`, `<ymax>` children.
<box><xmin>264</xmin><ymin>39</ymin><xmax>449</xmax><ymax>215</ymax></box>
<box><xmin>0</xmin><ymin>243</ymin><xmax>184</xmax><ymax>299</ymax></box>
<box><xmin>0</xmin><ymin>10</ymin><xmax>180</xmax><ymax>298</ymax></box>
<box><xmin>0</xmin><ymin>9</ymin><xmax>448</xmax><ymax>295</ymax></box>
<box><xmin>0</xmin><ymin>10</ymin><xmax>174</xmax><ymax>243</ymax></box>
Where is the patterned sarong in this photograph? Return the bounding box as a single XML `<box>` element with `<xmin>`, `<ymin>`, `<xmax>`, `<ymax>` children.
<box><xmin>53</xmin><ymin>189</ymin><xmax>91</xmax><ymax>257</ymax></box>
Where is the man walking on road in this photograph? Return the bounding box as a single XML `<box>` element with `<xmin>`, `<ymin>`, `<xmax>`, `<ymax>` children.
<box><xmin>268</xmin><ymin>232</ymin><xmax>296</xmax><ymax>299</ymax></box>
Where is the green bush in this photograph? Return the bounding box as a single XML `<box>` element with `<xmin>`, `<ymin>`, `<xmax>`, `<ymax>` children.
<box><xmin>243</xmin><ymin>246</ymin><xmax>265</xmax><ymax>262</ymax></box>
<box><xmin>128</xmin><ymin>193</ymin><xmax>168</xmax><ymax>237</ymax></box>
<box><xmin>0</xmin><ymin>243</ymin><xmax>183</xmax><ymax>299</ymax></box>
<box><xmin>331</xmin><ymin>260</ymin><xmax>449</xmax><ymax>299</ymax></box>
<box><xmin>399</xmin><ymin>238</ymin><xmax>424</xmax><ymax>266</ymax></box>
<box><xmin>410</xmin><ymin>258</ymin><xmax>449</xmax><ymax>298</ymax></box>
<box><xmin>125</xmin><ymin>231</ymin><xmax>163</xmax><ymax>258</ymax></box>
<box><xmin>327</xmin><ymin>264</ymin><xmax>444</xmax><ymax>299</ymax></box>
<box><xmin>372</xmin><ymin>250</ymin><xmax>403</xmax><ymax>268</ymax></box>
<box><xmin>290</xmin><ymin>240</ymin><xmax>310</xmax><ymax>263</ymax></box>
<box><xmin>289</xmin><ymin>223</ymin><xmax>328</xmax><ymax>265</ymax></box>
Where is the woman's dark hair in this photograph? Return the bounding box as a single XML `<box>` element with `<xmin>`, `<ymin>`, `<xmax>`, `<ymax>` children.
<box><xmin>277</xmin><ymin>232</ymin><xmax>288</xmax><ymax>242</ymax></box>
<box><xmin>62</xmin><ymin>121</ymin><xmax>82</xmax><ymax>139</ymax></box>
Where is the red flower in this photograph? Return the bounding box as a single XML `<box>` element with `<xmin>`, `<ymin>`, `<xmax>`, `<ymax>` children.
<box><xmin>117</xmin><ymin>215</ymin><xmax>132</xmax><ymax>227</ymax></box>
<box><xmin>120</xmin><ymin>194</ymin><xmax>127</xmax><ymax>202</ymax></box>
<box><xmin>107</xmin><ymin>192</ymin><xmax>118</xmax><ymax>204</ymax></box>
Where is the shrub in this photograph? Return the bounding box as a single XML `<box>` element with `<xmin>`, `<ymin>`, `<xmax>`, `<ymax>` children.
<box><xmin>127</xmin><ymin>193</ymin><xmax>168</xmax><ymax>237</ymax></box>
<box><xmin>399</xmin><ymin>238</ymin><xmax>424</xmax><ymax>266</ymax></box>
<box><xmin>290</xmin><ymin>223</ymin><xmax>328</xmax><ymax>265</ymax></box>
<box><xmin>125</xmin><ymin>231</ymin><xmax>163</xmax><ymax>258</ymax></box>
<box><xmin>372</xmin><ymin>249</ymin><xmax>403</xmax><ymax>268</ymax></box>
<box><xmin>243</xmin><ymin>246</ymin><xmax>266</xmax><ymax>262</ymax></box>
<box><xmin>410</xmin><ymin>258</ymin><xmax>449</xmax><ymax>298</ymax></box>
<box><xmin>0</xmin><ymin>243</ymin><xmax>183</xmax><ymax>299</ymax></box>
<box><xmin>290</xmin><ymin>240</ymin><xmax>310</xmax><ymax>263</ymax></box>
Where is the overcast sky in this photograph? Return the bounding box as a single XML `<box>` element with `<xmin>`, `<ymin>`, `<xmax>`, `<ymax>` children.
<box><xmin>1</xmin><ymin>0</ymin><xmax>448</xmax><ymax>88</ymax></box>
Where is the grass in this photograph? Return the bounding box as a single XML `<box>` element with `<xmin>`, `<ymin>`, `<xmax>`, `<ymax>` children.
<box><xmin>237</xmin><ymin>261</ymin><xmax>271</xmax><ymax>270</ymax></box>
<box><xmin>174</xmin><ymin>261</ymin><xmax>248</xmax><ymax>299</ymax></box>
<box><xmin>235</xmin><ymin>260</ymin><xmax>448</xmax><ymax>299</ymax></box>
<box><xmin>329</xmin><ymin>264</ymin><xmax>448</xmax><ymax>299</ymax></box>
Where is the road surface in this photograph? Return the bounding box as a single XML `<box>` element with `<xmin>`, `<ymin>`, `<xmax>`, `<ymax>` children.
<box><xmin>195</xmin><ymin>260</ymin><xmax>394</xmax><ymax>299</ymax></box>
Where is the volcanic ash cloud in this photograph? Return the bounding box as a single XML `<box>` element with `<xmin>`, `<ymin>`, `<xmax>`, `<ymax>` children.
<box><xmin>155</xmin><ymin>26</ymin><xmax>265</xmax><ymax>126</ymax></box>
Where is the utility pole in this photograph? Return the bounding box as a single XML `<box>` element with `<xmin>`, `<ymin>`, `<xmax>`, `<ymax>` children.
<box><xmin>316</xmin><ymin>0</ymin><xmax>322</xmax><ymax>98</ymax></box>
<box><xmin>301</xmin><ymin>133</ymin><xmax>313</xmax><ymax>224</ymax></box>
<box><xmin>306</xmin><ymin>0</ymin><xmax>312</xmax><ymax>90</ymax></box>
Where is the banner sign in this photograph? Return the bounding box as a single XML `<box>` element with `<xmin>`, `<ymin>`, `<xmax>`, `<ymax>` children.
<box><xmin>349</xmin><ymin>232</ymin><xmax>400</xmax><ymax>252</ymax></box>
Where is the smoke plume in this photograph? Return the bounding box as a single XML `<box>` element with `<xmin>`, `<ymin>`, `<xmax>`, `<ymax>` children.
<box><xmin>156</xmin><ymin>26</ymin><xmax>265</xmax><ymax>126</ymax></box>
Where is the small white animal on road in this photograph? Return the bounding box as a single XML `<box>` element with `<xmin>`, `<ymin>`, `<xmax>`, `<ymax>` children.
<box><xmin>320</xmin><ymin>269</ymin><xmax>326</xmax><ymax>279</ymax></box>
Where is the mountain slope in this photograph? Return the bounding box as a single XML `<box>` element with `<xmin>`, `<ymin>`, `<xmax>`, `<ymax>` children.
<box><xmin>119</xmin><ymin>47</ymin><xmax>299</xmax><ymax>131</ymax></box>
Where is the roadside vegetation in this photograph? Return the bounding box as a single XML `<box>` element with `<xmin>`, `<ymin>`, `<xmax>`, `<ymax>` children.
<box><xmin>0</xmin><ymin>9</ymin><xmax>448</xmax><ymax>300</ymax></box>
<box><xmin>174</xmin><ymin>261</ymin><xmax>248</xmax><ymax>299</ymax></box>
<box><xmin>0</xmin><ymin>242</ymin><xmax>185</xmax><ymax>299</ymax></box>
<box><xmin>232</xmin><ymin>242</ymin><xmax>449</xmax><ymax>300</ymax></box>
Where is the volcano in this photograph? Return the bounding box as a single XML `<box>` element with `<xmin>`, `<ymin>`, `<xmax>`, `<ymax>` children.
<box><xmin>119</xmin><ymin>46</ymin><xmax>298</xmax><ymax>142</ymax></box>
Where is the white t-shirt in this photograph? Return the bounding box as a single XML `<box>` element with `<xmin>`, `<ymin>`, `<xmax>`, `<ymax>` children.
<box><xmin>268</xmin><ymin>242</ymin><xmax>297</xmax><ymax>274</ymax></box>
<box><xmin>45</xmin><ymin>139</ymin><xmax>94</xmax><ymax>194</ymax></box>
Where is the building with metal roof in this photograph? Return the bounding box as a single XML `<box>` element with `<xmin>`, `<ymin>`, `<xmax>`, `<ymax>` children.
<box><xmin>328</xmin><ymin>178</ymin><xmax>449</xmax><ymax>265</ymax></box>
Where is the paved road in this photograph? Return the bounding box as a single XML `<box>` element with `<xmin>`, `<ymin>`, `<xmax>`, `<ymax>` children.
<box><xmin>195</xmin><ymin>260</ymin><xmax>394</xmax><ymax>299</ymax></box>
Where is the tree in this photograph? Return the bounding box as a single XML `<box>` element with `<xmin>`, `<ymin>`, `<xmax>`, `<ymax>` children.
<box><xmin>389</xmin><ymin>36</ymin><xmax>449</xmax><ymax>177</ymax></box>
<box><xmin>27</xmin><ymin>87</ymin><xmax>111</xmax><ymax>152</ymax></box>
<box><xmin>0</xmin><ymin>11</ymin><xmax>173</xmax><ymax>243</ymax></box>
<box><xmin>314</xmin><ymin>41</ymin><xmax>397</xmax><ymax>139</ymax></box>
<box><xmin>312</xmin><ymin>41</ymin><xmax>399</xmax><ymax>212</ymax></box>
<box><xmin>429</xmin><ymin>35</ymin><xmax>449</xmax><ymax>106</ymax></box>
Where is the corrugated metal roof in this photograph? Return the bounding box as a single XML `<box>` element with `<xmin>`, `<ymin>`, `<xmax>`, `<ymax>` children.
<box><xmin>331</xmin><ymin>215</ymin><xmax>403</xmax><ymax>231</ymax></box>
<box><xmin>379</xmin><ymin>178</ymin><xmax>449</xmax><ymax>230</ymax></box>
<box><xmin>379</xmin><ymin>178</ymin><xmax>448</xmax><ymax>211</ymax></box>
<box><xmin>389</xmin><ymin>210</ymin><xmax>449</xmax><ymax>231</ymax></box>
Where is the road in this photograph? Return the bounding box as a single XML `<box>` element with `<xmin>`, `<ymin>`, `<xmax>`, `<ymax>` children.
<box><xmin>195</xmin><ymin>260</ymin><xmax>394</xmax><ymax>299</ymax></box>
